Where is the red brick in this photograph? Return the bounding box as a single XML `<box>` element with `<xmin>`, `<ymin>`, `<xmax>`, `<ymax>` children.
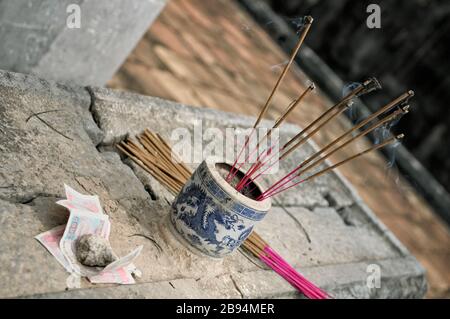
<box><xmin>219</xmin><ymin>17</ymin><xmax>253</xmax><ymax>48</ymax></box>
<box><xmin>110</xmin><ymin>63</ymin><xmax>173</xmax><ymax>100</ymax></box>
<box><xmin>177</xmin><ymin>0</ymin><xmax>216</xmax><ymax>30</ymax></box>
<box><xmin>180</xmin><ymin>32</ymin><xmax>217</xmax><ymax>65</ymax></box>
<box><xmin>148</xmin><ymin>22</ymin><xmax>192</xmax><ymax>57</ymax></box>
<box><xmin>150</xmin><ymin>68</ymin><xmax>204</xmax><ymax>107</ymax></box>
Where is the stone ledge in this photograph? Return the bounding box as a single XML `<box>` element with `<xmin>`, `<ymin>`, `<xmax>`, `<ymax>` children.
<box><xmin>232</xmin><ymin>257</ymin><xmax>426</xmax><ymax>299</ymax></box>
<box><xmin>26</xmin><ymin>278</ymin><xmax>214</xmax><ymax>299</ymax></box>
<box><xmin>0</xmin><ymin>69</ymin><xmax>426</xmax><ymax>298</ymax></box>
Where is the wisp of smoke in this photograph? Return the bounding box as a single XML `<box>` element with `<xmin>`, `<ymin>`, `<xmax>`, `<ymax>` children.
<box><xmin>342</xmin><ymin>82</ymin><xmax>363</xmax><ymax>124</ymax></box>
<box><xmin>287</xmin><ymin>16</ymin><xmax>308</xmax><ymax>34</ymax></box>
<box><xmin>373</xmin><ymin>110</ymin><xmax>405</xmax><ymax>168</ymax></box>
<box><xmin>241</xmin><ymin>24</ymin><xmax>251</xmax><ymax>32</ymax></box>
<box><xmin>270</xmin><ymin>60</ymin><xmax>289</xmax><ymax>72</ymax></box>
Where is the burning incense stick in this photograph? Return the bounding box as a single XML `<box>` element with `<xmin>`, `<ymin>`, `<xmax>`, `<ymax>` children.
<box><xmin>253</xmin><ymin>16</ymin><xmax>313</xmax><ymax>129</ymax></box>
<box><xmin>304</xmin><ymin>134</ymin><xmax>403</xmax><ymax>181</ymax></box>
<box><xmin>237</xmin><ymin>78</ymin><xmax>382</xmax><ymax>188</ymax></box>
<box><xmin>232</xmin><ymin>84</ymin><xmax>315</xmax><ymax>188</ymax></box>
<box><xmin>259</xmin><ymin>106</ymin><xmax>409</xmax><ymax>196</ymax></box>
<box><xmin>227</xmin><ymin>16</ymin><xmax>314</xmax><ymax>182</ymax></box>
<box><xmin>294</xmin><ymin>108</ymin><xmax>408</xmax><ymax>177</ymax></box>
<box><xmin>256</xmin><ymin>91</ymin><xmax>413</xmax><ymax>197</ymax></box>
<box><xmin>259</xmin><ymin>134</ymin><xmax>404</xmax><ymax>200</ymax></box>
<box><xmin>282</xmin><ymin>78</ymin><xmax>380</xmax><ymax>152</ymax></box>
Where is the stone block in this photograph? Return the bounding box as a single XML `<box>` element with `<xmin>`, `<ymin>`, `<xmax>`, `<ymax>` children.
<box><xmin>0</xmin><ymin>0</ymin><xmax>166</xmax><ymax>86</ymax></box>
<box><xmin>0</xmin><ymin>70</ymin><xmax>426</xmax><ymax>298</ymax></box>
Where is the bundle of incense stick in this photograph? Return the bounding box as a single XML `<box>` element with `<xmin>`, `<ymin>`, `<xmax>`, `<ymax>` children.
<box><xmin>245</xmin><ymin>232</ymin><xmax>329</xmax><ymax>299</ymax></box>
<box><xmin>224</xmin><ymin>15</ymin><xmax>413</xmax><ymax>200</ymax></box>
<box><xmin>117</xmin><ymin>129</ymin><xmax>190</xmax><ymax>194</ymax></box>
<box><xmin>117</xmin><ymin>129</ymin><xmax>329</xmax><ymax>299</ymax></box>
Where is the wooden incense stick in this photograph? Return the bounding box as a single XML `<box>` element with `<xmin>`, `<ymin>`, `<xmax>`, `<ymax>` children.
<box><xmin>126</xmin><ymin>140</ymin><xmax>186</xmax><ymax>185</ymax></box>
<box><xmin>282</xmin><ymin>78</ymin><xmax>379</xmax><ymax>152</ymax></box>
<box><xmin>119</xmin><ymin>133</ymin><xmax>275</xmax><ymax>251</ymax></box>
<box><xmin>308</xmin><ymin>135</ymin><xmax>402</xmax><ymax>178</ymax></box>
<box><xmin>291</xmin><ymin>107</ymin><xmax>408</xmax><ymax>180</ymax></box>
<box><xmin>243</xmin><ymin>78</ymin><xmax>383</xmax><ymax>184</ymax></box>
<box><xmin>253</xmin><ymin>16</ymin><xmax>313</xmax><ymax>129</ymax></box>
<box><xmin>141</xmin><ymin>132</ymin><xmax>190</xmax><ymax>181</ymax></box>
<box><xmin>260</xmin><ymin>134</ymin><xmax>403</xmax><ymax>199</ymax></box>
<box><xmin>274</xmin><ymin>83</ymin><xmax>315</xmax><ymax>129</ymax></box>
<box><xmin>293</xmin><ymin>91</ymin><xmax>412</xmax><ymax>170</ymax></box>
<box><xmin>230</xmin><ymin>84</ymin><xmax>315</xmax><ymax>184</ymax></box>
<box><xmin>227</xmin><ymin>16</ymin><xmax>314</xmax><ymax>182</ymax></box>
<box><xmin>240</xmin><ymin>104</ymin><xmax>408</xmax><ymax>193</ymax></box>
<box><xmin>281</xmin><ymin>99</ymin><xmax>350</xmax><ymax>160</ymax></box>
<box><xmin>117</xmin><ymin>144</ymin><xmax>181</xmax><ymax>193</ymax></box>
<box><xmin>258</xmin><ymin>91</ymin><xmax>413</xmax><ymax>195</ymax></box>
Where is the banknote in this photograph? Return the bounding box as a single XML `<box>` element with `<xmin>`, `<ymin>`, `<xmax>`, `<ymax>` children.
<box><xmin>35</xmin><ymin>224</ymin><xmax>72</xmax><ymax>273</ymax></box>
<box><xmin>88</xmin><ymin>264</ymin><xmax>136</xmax><ymax>285</ymax></box>
<box><xmin>36</xmin><ymin>184</ymin><xmax>143</xmax><ymax>284</ymax></box>
<box><xmin>102</xmin><ymin>245</ymin><xmax>143</xmax><ymax>273</ymax></box>
<box><xmin>56</xmin><ymin>184</ymin><xmax>103</xmax><ymax>214</ymax></box>
<box><xmin>36</xmin><ymin>224</ymin><xmax>140</xmax><ymax>284</ymax></box>
<box><xmin>59</xmin><ymin>207</ymin><xmax>142</xmax><ymax>278</ymax></box>
<box><xmin>59</xmin><ymin>209</ymin><xmax>111</xmax><ymax>277</ymax></box>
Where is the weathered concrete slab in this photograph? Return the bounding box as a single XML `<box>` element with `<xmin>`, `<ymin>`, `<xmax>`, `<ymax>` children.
<box><xmin>0</xmin><ymin>71</ymin><xmax>144</xmax><ymax>203</ymax></box>
<box><xmin>0</xmin><ymin>70</ymin><xmax>426</xmax><ymax>298</ymax></box>
<box><xmin>257</xmin><ymin>206</ymin><xmax>401</xmax><ymax>267</ymax></box>
<box><xmin>0</xmin><ymin>0</ymin><xmax>166</xmax><ymax>86</ymax></box>
<box><xmin>0</xmin><ymin>199</ymin><xmax>69</xmax><ymax>298</ymax></box>
<box><xmin>232</xmin><ymin>256</ymin><xmax>427</xmax><ymax>299</ymax></box>
<box><xmin>29</xmin><ymin>274</ymin><xmax>246</xmax><ymax>299</ymax></box>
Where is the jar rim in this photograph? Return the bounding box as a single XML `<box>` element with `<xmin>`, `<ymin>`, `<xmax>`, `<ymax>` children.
<box><xmin>205</xmin><ymin>161</ymin><xmax>272</xmax><ymax>212</ymax></box>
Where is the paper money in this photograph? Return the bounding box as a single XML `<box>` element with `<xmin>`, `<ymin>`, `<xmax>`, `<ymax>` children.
<box><xmin>36</xmin><ymin>223</ymin><xmax>141</xmax><ymax>284</ymax></box>
<box><xmin>59</xmin><ymin>209</ymin><xmax>111</xmax><ymax>277</ymax></box>
<box><xmin>36</xmin><ymin>184</ymin><xmax>143</xmax><ymax>285</ymax></box>
<box><xmin>88</xmin><ymin>264</ymin><xmax>136</xmax><ymax>285</ymax></box>
<box><xmin>59</xmin><ymin>208</ymin><xmax>142</xmax><ymax>277</ymax></box>
<box><xmin>102</xmin><ymin>246</ymin><xmax>143</xmax><ymax>272</ymax></box>
<box><xmin>35</xmin><ymin>224</ymin><xmax>72</xmax><ymax>273</ymax></box>
<box><xmin>66</xmin><ymin>273</ymin><xmax>82</xmax><ymax>289</ymax></box>
<box><xmin>56</xmin><ymin>184</ymin><xmax>103</xmax><ymax>214</ymax></box>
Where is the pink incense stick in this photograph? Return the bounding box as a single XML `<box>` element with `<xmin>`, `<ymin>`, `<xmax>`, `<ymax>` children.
<box><xmin>256</xmin><ymin>164</ymin><xmax>305</xmax><ymax>200</ymax></box>
<box><xmin>226</xmin><ymin>128</ymin><xmax>256</xmax><ymax>182</ymax></box>
<box><xmin>237</xmin><ymin>141</ymin><xmax>281</xmax><ymax>191</ymax></box>
<box><xmin>265</xmin><ymin>247</ymin><xmax>329</xmax><ymax>298</ymax></box>
<box><xmin>235</xmin><ymin>143</ymin><xmax>278</xmax><ymax>191</ymax></box>
<box><xmin>234</xmin><ymin>136</ymin><xmax>280</xmax><ymax>191</ymax></box>
<box><xmin>230</xmin><ymin>135</ymin><xmax>264</xmax><ymax>183</ymax></box>
<box><xmin>244</xmin><ymin>147</ymin><xmax>283</xmax><ymax>185</ymax></box>
<box><xmin>262</xmin><ymin>249</ymin><xmax>327</xmax><ymax>299</ymax></box>
<box><xmin>259</xmin><ymin>177</ymin><xmax>305</xmax><ymax>200</ymax></box>
<box><xmin>260</xmin><ymin>255</ymin><xmax>300</xmax><ymax>288</ymax></box>
<box><xmin>235</xmin><ymin>144</ymin><xmax>270</xmax><ymax>189</ymax></box>
<box><xmin>235</xmin><ymin>161</ymin><xmax>262</xmax><ymax>191</ymax></box>
<box><xmin>260</xmin><ymin>254</ymin><xmax>326</xmax><ymax>299</ymax></box>
<box><xmin>258</xmin><ymin>174</ymin><xmax>303</xmax><ymax>200</ymax></box>
<box><xmin>267</xmin><ymin>247</ymin><xmax>329</xmax><ymax>299</ymax></box>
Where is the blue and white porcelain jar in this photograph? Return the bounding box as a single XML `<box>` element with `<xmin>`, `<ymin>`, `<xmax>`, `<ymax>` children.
<box><xmin>171</xmin><ymin>161</ymin><xmax>271</xmax><ymax>258</ymax></box>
